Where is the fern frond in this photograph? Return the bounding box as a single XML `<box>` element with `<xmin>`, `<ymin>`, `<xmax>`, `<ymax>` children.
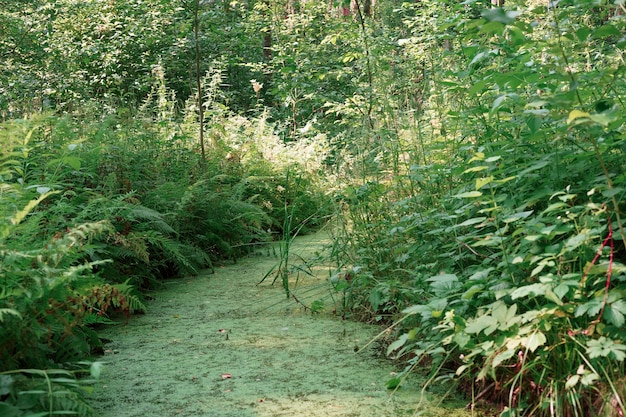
<box><xmin>107</xmin><ymin>232</ymin><xmax>150</xmax><ymax>263</ymax></box>
<box><xmin>142</xmin><ymin>230</ymin><xmax>208</xmax><ymax>274</ymax></box>
<box><xmin>0</xmin><ymin>308</ymin><xmax>22</xmax><ymax>322</ymax></box>
<box><xmin>128</xmin><ymin>205</ymin><xmax>177</xmax><ymax>235</ymax></box>
<box><xmin>113</xmin><ymin>280</ymin><xmax>147</xmax><ymax>313</ymax></box>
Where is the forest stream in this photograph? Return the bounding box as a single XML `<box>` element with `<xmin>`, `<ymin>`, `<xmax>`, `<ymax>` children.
<box><xmin>90</xmin><ymin>231</ymin><xmax>472</xmax><ymax>417</ymax></box>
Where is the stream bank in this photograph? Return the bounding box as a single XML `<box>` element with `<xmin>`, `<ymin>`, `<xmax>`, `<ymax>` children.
<box><xmin>90</xmin><ymin>232</ymin><xmax>474</xmax><ymax>417</ymax></box>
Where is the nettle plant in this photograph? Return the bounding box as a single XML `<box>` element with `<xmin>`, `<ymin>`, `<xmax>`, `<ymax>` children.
<box><xmin>381</xmin><ymin>0</ymin><xmax>625</xmax><ymax>415</ymax></box>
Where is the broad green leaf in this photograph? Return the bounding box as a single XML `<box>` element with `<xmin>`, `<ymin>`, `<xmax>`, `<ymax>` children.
<box><xmin>0</xmin><ymin>403</ymin><xmax>20</xmax><ymax>417</ymax></box>
<box><xmin>457</xmin><ymin>217</ymin><xmax>487</xmax><ymax>227</ymax></box>
<box><xmin>469</xmin><ymin>51</ymin><xmax>490</xmax><ymax>68</ymax></box>
<box><xmin>468</xmin><ymin>152</ymin><xmax>485</xmax><ymax>162</ymax></box>
<box><xmin>387</xmin><ymin>333</ymin><xmax>409</xmax><ymax>355</ymax></box>
<box><xmin>565</xmin><ymin>374</ymin><xmax>580</xmax><ymax>390</ymax></box>
<box><xmin>481</xmin><ymin>8</ymin><xmax>521</xmax><ymax>24</ymax></box>
<box><xmin>468</xmin><ymin>78</ymin><xmax>491</xmax><ymax>95</ymax></box>
<box><xmin>602</xmin><ymin>187</ymin><xmax>624</xmax><ymax>198</ymax></box>
<box><xmin>62</xmin><ymin>156</ymin><xmax>82</xmax><ymax>170</ymax></box>
<box><xmin>519</xmin><ymin>160</ymin><xmax>549</xmax><ymax>176</ymax></box>
<box><xmin>554</xmin><ymin>282</ymin><xmax>573</xmax><ymax>300</ymax></box>
<box><xmin>91</xmin><ymin>361</ymin><xmax>103</xmax><ymax>379</ymax></box>
<box><xmin>604</xmin><ymin>303</ymin><xmax>625</xmax><ymax>327</ymax></box>
<box><xmin>592</xmin><ymin>24</ymin><xmax>621</xmax><ymax>39</ymax></box>
<box><xmin>581</xmin><ymin>371</ymin><xmax>600</xmax><ymax>386</ymax></box>
<box><xmin>567</xmin><ymin>110</ymin><xmax>590</xmax><ymax>124</ymax></box>
<box><xmin>494</xmin><ymin>176</ymin><xmax>516</xmax><ymax>185</ymax></box>
<box><xmin>465</xmin><ymin>314</ymin><xmax>498</xmax><ymax>335</ymax></box>
<box><xmin>454</xmin><ymin>191</ymin><xmax>483</xmax><ymax>198</ymax></box>
<box><xmin>453</xmin><ymin>332</ymin><xmax>471</xmax><ymax>349</ymax></box>
<box><xmin>525</xmin><ymin>100</ymin><xmax>549</xmax><ymax>109</ymax></box>
<box><xmin>589</xmin><ymin>113</ymin><xmax>616</xmax><ymax>126</ymax></box>
<box><xmin>587</xmin><ymin>337</ymin><xmax>626</xmax><ymax>361</ymax></box>
<box><xmin>575</xmin><ymin>298</ymin><xmax>604</xmax><ymax>318</ymax></box>
<box><xmin>492</xmin><ymin>348</ymin><xmax>515</xmax><ymax>368</ymax></box>
<box><xmin>575</xmin><ymin>27</ymin><xmax>591</xmax><ymax>41</ymax></box>
<box><xmin>0</xmin><ymin>375</ymin><xmax>13</xmax><ymax>396</ymax></box>
<box><xmin>511</xmin><ymin>283</ymin><xmax>550</xmax><ymax>300</ymax></box>
<box><xmin>491</xmin><ymin>95</ymin><xmax>508</xmax><ymax>112</ymax></box>
<box><xmin>503</xmin><ymin>210</ymin><xmax>533</xmax><ymax>224</ymax></box>
<box><xmin>543</xmin><ymin>202</ymin><xmax>568</xmax><ymax>213</ymax></box>
<box><xmin>476</xmin><ymin>176</ymin><xmax>494</xmax><ymax>190</ymax></box>
<box><xmin>386</xmin><ymin>377</ymin><xmax>402</xmax><ymax>389</ymax></box>
<box><xmin>402</xmin><ymin>304</ymin><xmax>430</xmax><ymax>316</ymax></box>
<box><xmin>464</xmin><ymin>165</ymin><xmax>489</xmax><ymax>173</ymax></box>
<box><xmin>524</xmin><ymin>331</ymin><xmax>547</xmax><ymax>352</ymax></box>
<box><xmin>564</xmin><ymin>233</ymin><xmax>588</xmax><ymax>252</ymax></box>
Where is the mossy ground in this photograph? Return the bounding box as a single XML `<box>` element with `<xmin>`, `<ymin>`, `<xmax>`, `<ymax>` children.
<box><xmin>90</xmin><ymin>232</ymin><xmax>479</xmax><ymax>417</ymax></box>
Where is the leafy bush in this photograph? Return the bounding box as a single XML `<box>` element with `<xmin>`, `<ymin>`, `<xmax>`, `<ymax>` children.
<box><xmin>336</xmin><ymin>0</ymin><xmax>626</xmax><ymax>414</ymax></box>
<box><xmin>0</xmin><ymin>120</ymin><xmax>146</xmax><ymax>371</ymax></box>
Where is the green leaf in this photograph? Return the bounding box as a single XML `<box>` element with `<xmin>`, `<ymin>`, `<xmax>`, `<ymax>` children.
<box><xmin>524</xmin><ymin>331</ymin><xmax>547</xmax><ymax>352</ymax></box>
<box><xmin>604</xmin><ymin>303</ymin><xmax>625</xmax><ymax>328</ymax></box>
<box><xmin>386</xmin><ymin>376</ymin><xmax>402</xmax><ymax>389</ymax></box>
<box><xmin>543</xmin><ymin>202</ymin><xmax>568</xmax><ymax>213</ymax></box>
<box><xmin>588</xmin><ymin>113</ymin><xmax>616</xmax><ymax>126</ymax></box>
<box><xmin>464</xmin><ymin>165</ymin><xmax>489</xmax><ymax>173</ymax></box>
<box><xmin>602</xmin><ymin>187</ymin><xmax>624</xmax><ymax>198</ymax></box>
<box><xmin>0</xmin><ymin>375</ymin><xmax>13</xmax><ymax>396</ymax></box>
<box><xmin>503</xmin><ymin>210</ymin><xmax>533</xmax><ymax>224</ymax></box>
<box><xmin>454</xmin><ymin>191</ymin><xmax>483</xmax><ymax>198</ymax></box>
<box><xmin>511</xmin><ymin>283</ymin><xmax>551</xmax><ymax>300</ymax></box>
<box><xmin>567</xmin><ymin>110</ymin><xmax>590</xmax><ymax>124</ymax></box>
<box><xmin>90</xmin><ymin>361</ymin><xmax>103</xmax><ymax>379</ymax></box>
<box><xmin>457</xmin><ymin>217</ymin><xmax>487</xmax><ymax>227</ymax></box>
<box><xmin>481</xmin><ymin>8</ymin><xmax>521</xmax><ymax>24</ymax></box>
<box><xmin>575</xmin><ymin>297</ymin><xmax>604</xmax><ymax>318</ymax></box>
<box><xmin>592</xmin><ymin>24</ymin><xmax>620</xmax><ymax>39</ymax></box>
<box><xmin>62</xmin><ymin>156</ymin><xmax>82</xmax><ymax>170</ymax></box>
<box><xmin>453</xmin><ymin>332</ymin><xmax>471</xmax><ymax>349</ymax></box>
<box><xmin>476</xmin><ymin>176</ymin><xmax>494</xmax><ymax>190</ymax></box>
<box><xmin>468</xmin><ymin>152</ymin><xmax>485</xmax><ymax>162</ymax></box>
<box><xmin>587</xmin><ymin>337</ymin><xmax>626</xmax><ymax>361</ymax></box>
<box><xmin>0</xmin><ymin>403</ymin><xmax>20</xmax><ymax>417</ymax></box>
<box><xmin>564</xmin><ymin>233</ymin><xmax>588</xmax><ymax>252</ymax></box>
<box><xmin>465</xmin><ymin>314</ymin><xmax>498</xmax><ymax>335</ymax></box>
<box><xmin>575</xmin><ymin>27</ymin><xmax>591</xmax><ymax>41</ymax></box>
<box><xmin>565</xmin><ymin>374</ymin><xmax>580</xmax><ymax>390</ymax></box>
<box><xmin>468</xmin><ymin>78</ymin><xmax>490</xmax><ymax>95</ymax></box>
<box><xmin>387</xmin><ymin>333</ymin><xmax>409</xmax><ymax>355</ymax></box>
<box><xmin>493</xmin><ymin>348</ymin><xmax>515</xmax><ymax>368</ymax></box>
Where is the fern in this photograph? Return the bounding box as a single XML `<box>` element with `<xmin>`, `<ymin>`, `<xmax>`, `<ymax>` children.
<box><xmin>0</xmin><ymin>367</ymin><xmax>100</xmax><ymax>417</ymax></box>
<box><xmin>143</xmin><ymin>230</ymin><xmax>208</xmax><ymax>274</ymax></box>
<box><xmin>127</xmin><ymin>205</ymin><xmax>177</xmax><ymax>235</ymax></box>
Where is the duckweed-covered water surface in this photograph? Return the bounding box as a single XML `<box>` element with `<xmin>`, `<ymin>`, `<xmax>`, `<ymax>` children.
<box><xmin>91</xmin><ymin>233</ymin><xmax>476</xmax><ymax>417</ymax></box>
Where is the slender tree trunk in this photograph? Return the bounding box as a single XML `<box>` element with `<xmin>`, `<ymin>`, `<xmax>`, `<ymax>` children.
<box><xmin>193</xmin><ymin>0</ymin><xmax>207</xmax><ymax>173</ymax></box>
<box><xmin>352</xmin><ymin>0</ymin><xmax>374</xmax><ymax>129</ymax></box>
<box><xmin>362</xmin><ymin>0</ymin><xmax>372</xmax><ymax>16</ymax></box>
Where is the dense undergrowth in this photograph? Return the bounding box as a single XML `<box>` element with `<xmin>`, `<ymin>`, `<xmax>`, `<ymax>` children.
<box><xmin>0</xmin><ymin>96</ymin><xmax>331</xmax><ymax>415</ymax></box>
<box><xmin>1</xmin><ymin>0</ymin><xmax>625</xmax><ymax>415</ymax></box>
<box><xmin>332</xmin><ymin>1</ymin><xmax>626</xmax><ymax>416</ymax></box>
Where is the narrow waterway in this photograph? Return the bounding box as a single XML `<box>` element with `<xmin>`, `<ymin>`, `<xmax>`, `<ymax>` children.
<box><xmin>90</xmin><ymin>232</ymin><xmax>472</xmax><ymax>417</ymax></box>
